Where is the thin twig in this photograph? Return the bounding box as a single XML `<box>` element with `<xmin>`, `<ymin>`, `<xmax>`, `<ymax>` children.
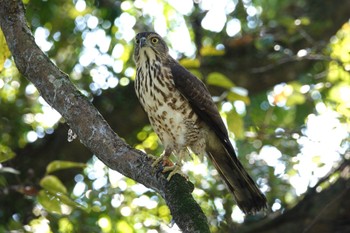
<box><xmin>251</xmin><ymin>54</ymin><xmax>346</xmax><ymax>74</ymax></box>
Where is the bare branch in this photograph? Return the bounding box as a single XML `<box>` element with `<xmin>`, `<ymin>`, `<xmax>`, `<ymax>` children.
<box><xmin>250</xmin><ymin>54</ymin><xmax>334</xmax><ymax>74</ymax></box>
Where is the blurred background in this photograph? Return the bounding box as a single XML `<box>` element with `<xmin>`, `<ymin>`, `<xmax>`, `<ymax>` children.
<box><xmin>0</xmin><ymin>0</ymin><xmax>349</xmax><ymax>232</ymax></box>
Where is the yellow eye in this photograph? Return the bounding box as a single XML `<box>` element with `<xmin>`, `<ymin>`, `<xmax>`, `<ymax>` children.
<box><xmin>151</xmin><ymin>37</ymin><xmax>159</xmax><ymax>44</ymax></box>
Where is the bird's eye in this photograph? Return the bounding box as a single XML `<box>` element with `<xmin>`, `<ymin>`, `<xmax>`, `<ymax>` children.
<box><xmin>135</xmin><ymin>39</ymin><xmax>140</xmax><ymax>44</ymax></box>
<box><xmin>151</xmin><ymin>37</ymin><xmax>159</xmax><ymax>44</ymax></box>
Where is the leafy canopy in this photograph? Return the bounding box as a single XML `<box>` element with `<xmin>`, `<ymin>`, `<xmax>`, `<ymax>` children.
<box><xmin>0</xmin><ymin>0</ymin><xmax>349</xmax><ymax>232</ymax></box>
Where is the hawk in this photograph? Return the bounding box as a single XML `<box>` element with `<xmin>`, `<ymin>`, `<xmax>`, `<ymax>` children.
<box><xmin>133</xmin><ymin>32</ymin><xmax>267</xmax><ymax>214</ymax></box>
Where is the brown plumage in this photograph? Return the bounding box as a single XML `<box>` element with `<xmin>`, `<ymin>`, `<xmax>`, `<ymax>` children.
<box><xmin>133</xmin><ymin>32</ymin><xmax>267</xmax><ymax>214</ymax></box>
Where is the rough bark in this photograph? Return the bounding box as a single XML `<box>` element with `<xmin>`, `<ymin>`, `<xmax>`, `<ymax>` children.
<box><xmin>0</xmin><ymin>1</ymin><xmax>209</xmax><ymax>232</ymax></box>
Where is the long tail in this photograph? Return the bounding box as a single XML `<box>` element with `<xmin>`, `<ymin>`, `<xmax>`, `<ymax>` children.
<box><xmin>206</xmin><ymin>134</ymin><xmax>267</xmax><ymax>214</ymax></box>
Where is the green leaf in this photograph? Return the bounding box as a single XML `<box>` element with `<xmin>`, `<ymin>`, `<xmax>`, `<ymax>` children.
<box><xmin>40</xmin><ymin>175</ymin><xmax>67</xmax><ymax>194</ymax></box>
<box><xmin>116</xmin><ymin>220</ymin><xmax>133</xmax><ymax>233</ymax></box>
<box><xmin>58</xmin><ymin>218</ymin><xmax>74</xmax><ymax>233</ymax></box>
<box><xmin>39</xmin><ymin>189</ymin><xmax>86</xmax><ymax>214</ymax></box>
<box><xmin>200</xmin><ymin>45</ymin><xmax>225</xmax><ymax>56</ymax></box>
<box><xmin>37</xmin><ymin>190</ymin><xmax>63</xmax><ymax>214</ymax></box>
<box><xmin>0</xmin><ymin>28</ymin><xmax>11</xmax><ymax>72</ymax></box>
<box><xmin>46</xmin><ymin>160</ymin><xmax>86</xmax><ymax>174</ymax></box>
<box><xmin>38</xmin><ymin>179</ymin><xmax>87</xmax><ymax>213</ymax></box>
<box><xmin>206</xmin><ymin>72</ymin><xmax>235</xmax><ymax>89</ymax></box>
<box><xmin>179</xmin><ymin>58</ymin><xmax>200</xmax><ymax>68</ymax></box>
<box><xmin>226</xmin><ymin>110</ymin><xmax>244</xmax><ymax>139</ymax></box>
<box><xmin>299</xmin><ymin>16</ymin><xmax>311</xmax><ymax>26</ymax></box>
<box><xmin>0</xmin><ymin>145</ymin><xmax>16</xmax><ymax>163</ymax></box>
<box><xmin>286</xmin><ymin>92</ymin><xmax>305</xmax><ymax>106</ymax></box>
<box><xmin>227</xmin><ymin>91</ymin><xmax>250</xmax><ymax>105</ymax></box>
<box><xmin>0</xmin><ymin>167</ymin><xmax>20</xmax><ymax>175</ymax></box>
<box><xmin>56</xmin><ymin>192</ymin><xmax>87</xmax><ymax>210</ymax></box>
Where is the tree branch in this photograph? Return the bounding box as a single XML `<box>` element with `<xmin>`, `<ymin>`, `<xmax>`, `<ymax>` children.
<box><xmin>0</xmin><ymin>1</ymin><xmax>209</xmax><ymax>232</ymax></box>
<box><xmin>235</xmin><ymin>159</ymin><xmax>350</xmax><ymax>233</ymax></box>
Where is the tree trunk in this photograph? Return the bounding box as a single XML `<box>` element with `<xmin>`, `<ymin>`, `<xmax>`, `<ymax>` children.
<box><xmin>0</xmin><ymin>1</ymin><xmax>209</xmax><ymax>232</ymax></box>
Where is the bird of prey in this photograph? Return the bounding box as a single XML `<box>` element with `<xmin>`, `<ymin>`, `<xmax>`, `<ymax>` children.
<box><xmin>133</xmin><ymin>32</ymin><xmax>267</xmax><ymax>214</ymax></box>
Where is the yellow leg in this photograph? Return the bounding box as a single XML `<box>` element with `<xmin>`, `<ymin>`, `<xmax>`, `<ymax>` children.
<box><xmin>151</xmin><ymin>147</ymin><xmax>173</xmax><ymax>168</ymax></box>
<box><xmin>163</xmin><ymin>163</ymin><xmax>188</xmax><ymax>181</ymax></box>
<box><xmin>151</xmin><ymin>154</ymin><xmax>165</xmax><ymax>167</ymax></box>
<box><xmin>150</xmin><ymin>148</ymin><xmax>188</xmax><ymax>181</ymax></box>
<box><xmin>162</xmin><ymin>150</ymin><xmax>188</xmax><ymax>181</ymax></box>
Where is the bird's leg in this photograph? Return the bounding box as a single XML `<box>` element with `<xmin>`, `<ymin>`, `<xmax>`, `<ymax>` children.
<box><xmin>162</xmin><ymin>150</ymin><xmax>188</xmax><ymax>181</ymax></box>
<box><xmin>151</xmin><ymin>147</ymin><xmax>173</xmax><ymax>168</ymax></box>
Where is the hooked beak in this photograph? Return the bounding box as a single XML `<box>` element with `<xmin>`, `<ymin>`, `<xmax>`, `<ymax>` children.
<box><xmin>139</xmin><ymin>37</ymin><xmax>147</xmax><ymax>48</ymax></box>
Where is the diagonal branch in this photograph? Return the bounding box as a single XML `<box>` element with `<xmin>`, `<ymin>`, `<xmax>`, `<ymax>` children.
<box><xmin>0</xmin><ymin>1</ymin><xmax>209</xmax><ymax>232</ymax></box>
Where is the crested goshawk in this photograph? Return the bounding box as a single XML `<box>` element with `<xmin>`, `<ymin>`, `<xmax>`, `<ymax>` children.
<box><xmin>133</xmin><ymin>32</ymin><xmax>267</xmax><ymax>214</ymax></box>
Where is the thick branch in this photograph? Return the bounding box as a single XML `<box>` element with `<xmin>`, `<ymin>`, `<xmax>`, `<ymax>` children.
<box><xmin>0</xmin><ymin>1</ymin><xmax>209</xmax><ymax>232</ymax></box>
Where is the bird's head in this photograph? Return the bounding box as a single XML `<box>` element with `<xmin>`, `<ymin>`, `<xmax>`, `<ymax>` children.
<box><xmin>133</xmin><ymin>32</ymin><xmax>169</xmax><ymax>65</ymax></box>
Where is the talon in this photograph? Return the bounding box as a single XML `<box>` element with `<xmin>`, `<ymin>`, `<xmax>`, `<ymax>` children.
<box><xmin>154</xmin><ymin>157</ymin><xmax>174</xmax><ymax>175</ymax></box>
<box><xmin>156</xmin><ymin>166</ymin><xmax>164</xmax><ymax>176</ymax></box>
<box><xmin>150</xmin><ymin>154</ymin><xmax>173</xmax><ymax>176</ymax></box>
<box><xmin>148</xmin><ymin>148</ymin><xmax>187</xmax><ymax>180</ymax></box>
<box><xmin>151</xmin><ymin>155</ymin><xmax>165</xmax><ymax>168</ymax></box>
<box><xmin>151</xmin><ymin>153</ymin><xmax>173</xmax><ymax>169</ymax></box>
<box><xmin>162</xmin><ymin>164</ymin><xmax>188</xmax><ymax>181</ymax></box>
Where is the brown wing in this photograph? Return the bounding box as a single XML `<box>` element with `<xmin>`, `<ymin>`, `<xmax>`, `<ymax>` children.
<box><xmin>169</xmin><ymin>58</ymin><xmax>238</xmax><ymax>158</ymax></box>
<box><xmin>169</xmin><ymin>58</ymin><xmax>267</xmax><ymax>214</ymax></box>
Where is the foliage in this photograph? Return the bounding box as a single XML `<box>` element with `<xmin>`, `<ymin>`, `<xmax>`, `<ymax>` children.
<box><xmin>0</xmin><ymin>0</ymin><xmax>349</xmax><ymax>232</ymax></box>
